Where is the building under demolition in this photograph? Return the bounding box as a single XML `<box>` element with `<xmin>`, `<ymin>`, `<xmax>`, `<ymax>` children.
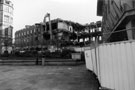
<box><xmin>15</xmin><ymin>19</ymin><xmax>84</xmax><ymax>52</ymax></box>
<box><xmin>15</xmin><ymin>18</ymin><xmax>102</xmax><ymax>52</ymax></box>
<box><xmin>83</xmin><ymin>21</ymin><xmax>102</xmax><ymax>45</ymax></box>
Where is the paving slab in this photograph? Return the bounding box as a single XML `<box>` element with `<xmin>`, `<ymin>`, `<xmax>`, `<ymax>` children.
<box><xmin>0</xmin><ymin>65</ymin><xmax>100</xmax><ymax>90</ymax></box>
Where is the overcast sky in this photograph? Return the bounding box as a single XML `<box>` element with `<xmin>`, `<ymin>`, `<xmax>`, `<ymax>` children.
<box><xmin>10</xmin><ymin>0</ymin><xmax>102</xmax><ymax>36</ymax></box>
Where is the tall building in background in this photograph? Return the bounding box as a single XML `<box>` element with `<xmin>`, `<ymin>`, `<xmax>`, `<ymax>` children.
<box><xmin>0</xmin><ymin>0</ymin><xmax>13</xmax><ymax>54</ymax></box>
<box><xmin>97</xmin><ymin>0</ymin><xmax>135</xmax><ymax>42</ymax></box>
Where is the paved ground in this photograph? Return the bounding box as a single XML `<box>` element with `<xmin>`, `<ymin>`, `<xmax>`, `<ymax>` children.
<box><xmin>0</xmin><ymin>65</ymin><xmax>100</xmax><ymax>90</ymax></box>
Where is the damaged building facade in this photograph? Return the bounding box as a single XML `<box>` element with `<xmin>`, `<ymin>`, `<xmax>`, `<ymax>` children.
<box><xmin>15</xmin><ymin>19</ymin><xmax>102</xmax><ymax>52</ymax></box>
<box><xmin>83</xmin><ymin>21</ymin><xmax>102</xmax><ymax>45</ymax></box>
<box><xmin>14</xmin><ymin>19</ymin><xmax>84</xmax><ymax>52</ymax></box>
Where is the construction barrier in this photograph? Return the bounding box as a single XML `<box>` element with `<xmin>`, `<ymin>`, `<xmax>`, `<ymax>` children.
<box><xmin>85</xmin><ymin>40</ymin><xmax>135</xmax><ymax>90</ymax></box>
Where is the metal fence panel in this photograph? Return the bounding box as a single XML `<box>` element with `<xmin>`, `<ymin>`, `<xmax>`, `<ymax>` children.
<box><xmin>91</xmin><ymin>49</ymin><xmax>97</xmax><ymax>75</ymax></box>
<box><xmin>84</xmin><ymin>50</ymin><xmax>93</xmax><ymax>71</ymax></box>
<box><xmin>85</xmin><ymin>41</ymin><xmax>135</xmax><ymax>90</ymax></box>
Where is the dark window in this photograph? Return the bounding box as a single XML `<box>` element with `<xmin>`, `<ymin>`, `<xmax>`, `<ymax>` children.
<box><xmin>52</xmin><ymin>22</ymin><xmax>57</xmax><ymax>30</ymax></box>
<box><xmin>5</xmin><ymin>28</ymin><xmax>8</xmax><ymax>36</ymax></box>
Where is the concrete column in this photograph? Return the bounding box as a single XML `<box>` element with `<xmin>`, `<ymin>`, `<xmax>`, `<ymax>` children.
<box><xmin>42</xmin><ymin>57</ymin><xmax>45</xmax><ymax>66</ymax></box>
<box><xmin>126</xmin><ymin>20</ymin><xmax>135</xmax><ymax>40</ymax></box>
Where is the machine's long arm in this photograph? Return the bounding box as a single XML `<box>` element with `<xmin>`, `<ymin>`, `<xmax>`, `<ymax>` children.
<box><xmin>43</xmin><ymin>13</ymin><xmax>52</xmax><ymax>41</ymax></box>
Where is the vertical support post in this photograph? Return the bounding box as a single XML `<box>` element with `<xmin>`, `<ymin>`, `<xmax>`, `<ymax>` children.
<box><xmin>48</xmin><ymin>14</ymin><xmax>53</xmax><ymax>42</ymax></box>
<box><xmin>42</xmin><ymin>56</ymin><xmax>45</xmax><ymax>66</ymax></box>
<box><xmin>126</xmin><ymin>20</ymin><xmax>135</xmax><ymax>40</ymax></box>
<box><xmin>43</xmin><ymin>13</ymin><xmax>53</xmax><ymax>49</ymax></box>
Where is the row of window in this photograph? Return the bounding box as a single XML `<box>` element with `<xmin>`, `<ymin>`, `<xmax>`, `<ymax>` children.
<box><xmin>4</xmin><ymin>15</ymin><xmax>13</xmax><ymax>23</ymax></box>
<box><xmin>91</xmin><ymin>36</ymin><xmax>102</xmax><ymax>41</ymax></box>
<box><xmin>79</xmin><ymin>36</ymin><xmax>102</xmax><ymax>42</ymax></box>
<box><xmin>16</xmin><ymin>29</ymin><xmax>36</xmax><ymax>38</ymax></box>
<box><xmin>3</xmin><ymin>5</ymin><xmax>13</xmax><ymax>14</ymax></box>
<box><xmin>3</xmin><ymin>1</ymin><xmax>13</xmax><ymax>14</ymax></box>
<box><xmin>15</xmin><ymin>36</ymin><xmax>43</xmax><ymax>45</ymax></box>
<box><xmin>4</xmin><ymin>28</ymin><xmax>12</xmax><ymax>36</ymax></box>
<box><xmin>84</xmin><ymin>27</ymin><xmax>102</xmax><ymax>33</ymax></box>
<box><xmin>0</xmin><ymin>27</ymin><xmax>12</xmax><ymax>36</ymax></box>
<box><xmin>0</xmin><ymin>4</ymin><xmax>13</xmax><ymax>14</ymax></box>
<box><xmin>89</xmin><ymin>28</ymin><xmax>102</xmax><ymax>33</ymax></box>
<box><xmin>15</xmin><ymin>38</ymin><xmax>32</xmax><ymax>44</ymax></box>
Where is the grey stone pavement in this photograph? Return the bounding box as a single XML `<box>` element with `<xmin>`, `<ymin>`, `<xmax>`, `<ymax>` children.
<box><xmin>0</xmin><ymin>65</ymin><xmax>100</xmax><ymax>90</ymax></box>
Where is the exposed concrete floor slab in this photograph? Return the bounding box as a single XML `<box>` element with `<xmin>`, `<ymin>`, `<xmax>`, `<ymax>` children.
<box><xmin>0</xmin><ymin>65</ymin><xmax>99</xmax><ymax>90</ymax></box>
